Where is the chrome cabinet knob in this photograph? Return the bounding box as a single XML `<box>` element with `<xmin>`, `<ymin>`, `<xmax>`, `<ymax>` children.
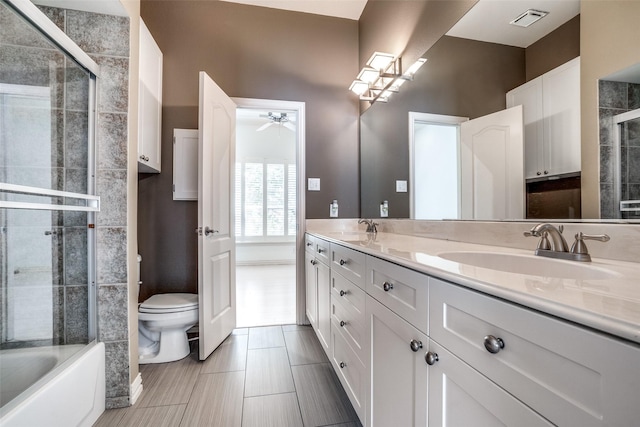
<box><xmin>317</xmin><ymin>248</ymin><xmax>324</xmax><ymax>254</ymax></box>
<box><xmin>484</xmin><ymin>335</ymin><xmax>505</xmax><ymax>354</ymax></box>
<box><xmin>409</xmin><ymin>339</ymin><xmax>423</xmax><ymax>352</ymax></box>
<box><xmin>536</xmin><ymin>171</ymin><xmax>541</xmax><ymax>176</ymax></box>
<box><xmin>339</xmin><ymin>259</ymin><xmax>347</xmax><ymax>266</ymax></box>
<box><xmin>310</xmin><ymin>259</ymin><xmax>317</xmax><ymax>266</ymax></box>
<box><xmin>339</xmin><ymin>290</ymin><xmax>347</xmax><ymax>296</ymax></box>
<box><xmin>306</xmin><ymin>242</ymin><xmax>313</xmax><ymax>247</ymax></box>
<box><xmin>339</xmin><ymin>361</ymin><xmax>346</xmax><ymax>369</ymax></box>
<box><xmin>339</xmin><ymin>320</ymin><xmax>346</xmax><ymax>327</ymax></box>
<box><xmin>383</xmin><ymin>282</ymin><xmax>393</xmax><ymax>292</ymax></box>
<box><xmin>425</xmin><ymin>352</ymin><xmax>439</xmax><ymax>366</ymax></box>
<box><xmin>543</xmin><ymin>170</ymin><xmax>549</xmax><ymax>175</ymax></box>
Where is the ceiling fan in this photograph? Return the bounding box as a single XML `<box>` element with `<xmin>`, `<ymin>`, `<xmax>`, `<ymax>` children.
<box><xmin>256</xmin><ymin>112</ymin><xmax>296</xmax><ymax>132</ymax></box>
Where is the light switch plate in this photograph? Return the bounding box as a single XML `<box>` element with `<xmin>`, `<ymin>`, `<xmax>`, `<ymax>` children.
<box><xmin>308</xmin><ymin>178</ymin><xmax>320</xmax><ymax>191</ymax></box>
<box><xmin>396</xmin><ymin>180</ymin><xmax>407</xmax><ymax>192</ymax></box>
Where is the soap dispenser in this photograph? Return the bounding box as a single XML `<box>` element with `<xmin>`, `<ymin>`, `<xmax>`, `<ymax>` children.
<box><xmin>330</xmin><ymin>199</ymin><xmax>339</xmax><ymax>217</ymax></box>
<box><xmin>380</xmin><ymin>200</ymin><xmax>389</xmax><ymax>217</ymax></box>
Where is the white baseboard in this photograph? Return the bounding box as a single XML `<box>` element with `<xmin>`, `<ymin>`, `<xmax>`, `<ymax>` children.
<box><xmin>130</xmin><ymin>373</ymin><xmax>143</xmax><ymax>405</ymax></box>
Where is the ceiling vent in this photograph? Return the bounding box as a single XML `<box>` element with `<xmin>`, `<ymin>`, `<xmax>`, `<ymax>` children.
<box><xmin>509</xmin><ymin>9</ymin><xmax>549</xmax><ymax>27</ymax></box>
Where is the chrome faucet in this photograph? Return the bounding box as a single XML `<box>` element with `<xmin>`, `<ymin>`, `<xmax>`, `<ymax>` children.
<box><xmin>524</xmin><ymin>223</ymin><xmax>610</xmax><ymax>262</ymax></box>
<box><xmin>525</xmin><ymin>223</ymin><xmax>569</xmax><ymax>252</ymax></box>
<box><xmin>358</xmin><ymin>218</ymin><xmax>378</xmax><ymax>233</ymax></box>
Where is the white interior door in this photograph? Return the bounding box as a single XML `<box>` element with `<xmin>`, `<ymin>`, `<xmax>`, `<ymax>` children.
<box><xmin>198</xmin><ymin>71</ymin><xmax>237</xmax><ymax>360</ymax></box>
<box><xmin>460</xmin><ymin>105</ymin><xmax>524</xmax><ymax>220</ymax></box>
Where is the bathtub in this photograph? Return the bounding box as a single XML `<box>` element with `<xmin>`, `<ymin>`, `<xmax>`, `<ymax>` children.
<box><xmin>0</xmin><ymin>342</ymin><xmax>105</xmax><ymax>427</ymax></box>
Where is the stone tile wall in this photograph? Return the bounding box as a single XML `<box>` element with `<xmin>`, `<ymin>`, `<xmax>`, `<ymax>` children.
<box><xmin>33</xmin><ymin>5</ymin><xmax>131</xmax><ymax>408</ymax></box>
<box><xmin>599</xmin><ymin>80</ymin><xmax>640</xmax><ymax>218</ymax></box>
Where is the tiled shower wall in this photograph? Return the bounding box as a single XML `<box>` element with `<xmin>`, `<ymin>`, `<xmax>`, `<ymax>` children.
<box><xmin>41</xmin><ymin>6</ymin><xmax>131</xmax><ymax>408</ymax></box>
<box><xmin>599</xmin><ymin>80</ymin><xmax>640</xmax><ymax>218</ymax></box>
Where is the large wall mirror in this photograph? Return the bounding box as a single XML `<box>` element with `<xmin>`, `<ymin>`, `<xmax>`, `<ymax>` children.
<box><xmin>360</xmin><ymin>0</ymin><xmax>640</xmax><ymax>222</ymax></box>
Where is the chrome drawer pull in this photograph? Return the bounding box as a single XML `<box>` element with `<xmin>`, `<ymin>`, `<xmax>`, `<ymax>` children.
<box><xmin>339</xmin><ymin>320</ymin><xmax>346</xmax><ymax>327</ymax></box>
<box><xmin>339</xmin><ymin>290</ymin><xmax>347</xmax><ymax>296</ymax></box>
<box><xmin>339</xmin><ymin>259</ymin><xmax>348</xmax><ymax>266</ymax></box>
<box><xmin>310</xmin><ymin>259</ymin><xmax>317</xmax><ymax>266</ymax></box>
<box><xmin>339</xmin><ymin>361</ymin><xmax>346</xmax><ymax>369</ymax></box>
<box><xmin>317</xmin><ymin>248</ymin><xmax>324</xmax><ymax>253</ymax></box>
<box><xmin>306</xmin><ymin>242</ymin><xmax>313</xmax><ymax>247</ymax></box>
<box><xmin>484</xmin><ymin>335</ymin><xmax>505</xmax><ymax>354</ymax></box>
<box><xmin>383</xmin><ymin>282</ymin><xmax>393</xmax><ymax>292</ymax></box>
<box><xmin>425</xmin><ymin>352</ymin><xmax>439</xmax><ymax>366</ymax></box>
<box><xmin>409</xmin><ymin>339</ymin><xmax>423</xmax><ymax>352</ymax></box>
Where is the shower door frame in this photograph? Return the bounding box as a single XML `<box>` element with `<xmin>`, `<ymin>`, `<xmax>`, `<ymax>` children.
<box><xmin>0</xmin><ymin>0</ymin><xmax>100</xmax><ymax>342</ymax></box>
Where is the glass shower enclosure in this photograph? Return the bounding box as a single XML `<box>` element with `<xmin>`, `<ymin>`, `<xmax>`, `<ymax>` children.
<box><xmin>0</xmin><ymin>0</ymin><xmax>98</xmax><ymax>408</ymax></box>
<box><xmin>614</xmin><ymin>108</ymin><xmax>640</xmax><ymax>219</ymax></box>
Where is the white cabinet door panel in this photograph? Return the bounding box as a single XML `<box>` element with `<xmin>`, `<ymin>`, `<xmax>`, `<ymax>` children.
<box><xmin>366</xmin><ymin>295</ymin><xmax>428</xmax><ymax>427</ymax></box>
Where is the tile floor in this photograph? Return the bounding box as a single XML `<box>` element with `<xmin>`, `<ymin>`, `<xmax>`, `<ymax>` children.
<box><xmin>94</xmin><ymin>325</ymin><xmax>362</xmax><ymax>427</ymax></box>
<box><xmin>236</xmin><ymin>264</ymin><xmax>296</xmax><ymax>327</ymax></box>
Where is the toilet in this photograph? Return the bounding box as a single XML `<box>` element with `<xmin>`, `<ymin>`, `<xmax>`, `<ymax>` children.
<box><xmin>137</xmin><ymin>255</ymin><xmax>199</xmax><ymax>364</ymax></box>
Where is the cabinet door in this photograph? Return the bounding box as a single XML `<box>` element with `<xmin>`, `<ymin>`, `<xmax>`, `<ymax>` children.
<box><xmin>543</xmin><ymin>57</ymin><xmax>581</xmax><ymax>176</ymax></box>
<box><xmin>366</xmin><ymin>296</ymin><xmax>428</xmax><ymax>427</ymax></box>
<box><xmin>305</xmin><ymin>251</ymin><xmax>317</xmax><ymax>328</ymax></box>
<box><xmin>138</xmin><ymin>19</ymin><xmax>163</xmax><ymax>173</ymax></box>
<box><xmin>172</xmin><ymin>129</ymin><xmax>198</xmax><ymax>200</ymax></box>
<box><xmin>428</xmin><ymin>341</ymin><xmax>553</xmax><ymax>427</ymax></box>
<box><xmin>316</xmin><ymin>260</ymin><xmax>331</xmax><ymax>355</ymax></box>
<box><xmin>507</xmin><ymin>77</ymin><xmax>543</xmax><ymax>179</ymax></box>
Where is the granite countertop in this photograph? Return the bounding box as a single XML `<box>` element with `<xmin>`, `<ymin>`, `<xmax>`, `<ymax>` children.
<box><xmin>308</xmin><ymin>231</ymin><xmax>640</xmax><ymax>345</ymax></box>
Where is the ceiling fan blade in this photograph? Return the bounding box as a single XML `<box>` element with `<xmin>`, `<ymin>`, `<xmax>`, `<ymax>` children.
<box><xmin>256</xmin><ymin>122</ymin><xmax>273</xmax><ymax>132</ymax></box>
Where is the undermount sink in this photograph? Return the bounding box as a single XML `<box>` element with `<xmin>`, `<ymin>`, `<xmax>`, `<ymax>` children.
<box><xmin>438</xmin><ymin>251</ymin><xmax>621</xmax><ymax>280</ymax></box>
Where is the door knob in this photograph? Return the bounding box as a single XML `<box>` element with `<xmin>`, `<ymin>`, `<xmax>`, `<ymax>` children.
<box><xmin>204</xmin><ymin>226</ymin><xmax>218</xmax><ymax>236</ymax></box>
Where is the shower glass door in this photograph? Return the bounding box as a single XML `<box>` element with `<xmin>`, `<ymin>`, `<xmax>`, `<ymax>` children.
<box><xmin>614</xmin><ymin>108</ymin><xmax>640</xmax><ymax>219</ymax></box>
<box><xmin>0</xmin><ymin>0</ymin><xmax>98</xmax><ymax>367</ymax></box>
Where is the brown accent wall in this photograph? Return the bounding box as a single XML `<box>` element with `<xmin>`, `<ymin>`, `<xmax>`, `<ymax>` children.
<box><xmin>358</xmin><ymin>0</ymin><xmax>477</xmax><ymax>114</ymax></box>
<box><xmin>360</xmin><ymin>36</ymin><xmax>525</xmax><ymax>218</ymax></box>
<box><xmin>526</xmin><ymin>15</ymin><xmax>580</xmax><ymax>81</ymax></box>
<box><xmin>138</xmin><ymin>1</ymin><xmax>358</xmax><ymax>299</ymax></box>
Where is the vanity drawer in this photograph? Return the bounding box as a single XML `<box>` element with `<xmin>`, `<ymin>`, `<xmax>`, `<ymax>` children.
<box><xmin>331</xmin><ymin>325</ymin><xmax>365</xmax><ymax>424</ymax></box>
<box><xmin>429</xmin><ymin>279</ymin><xmax>640</xmax><ymax>427</ymax></box>
<box><xmin>331</xmin><ymin>243</ymin><xmax>366</xmax><ymax>288</ymax></box>
<box><xmin>331</xmin><ymin>293</ymin><xmax>366</xmax><ymax>364</ymax></box>
<box><xmin>366</xmin><ymin>255</ymin><xmax>428</xmax><ymax>334</ymax></box>
<box><xmin>315</xmin><ymin>237</ymin><xmax>331</xmax><ymax>265</ymax></box>
<box><xmin>305</xmin><ymin>233</ymin><xmax>315</xmax><ymax>254</ymax></box>
<box><xmin>331</xmin><ymin>270</ymin><xmax>366</xmax><ymax>321</ymax></box>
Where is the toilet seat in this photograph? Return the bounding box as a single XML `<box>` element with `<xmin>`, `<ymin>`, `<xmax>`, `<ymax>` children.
<box><xmin>139</xmin><ymin>293</ymin><xmax>198</xmax><ymax>314</ymax></box>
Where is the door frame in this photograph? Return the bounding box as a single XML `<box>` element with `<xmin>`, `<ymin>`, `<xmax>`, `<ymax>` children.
<box><xmin>232</xmin><ymin>97</ymin><xmax>307</xmax><ymax>325</ymax></box>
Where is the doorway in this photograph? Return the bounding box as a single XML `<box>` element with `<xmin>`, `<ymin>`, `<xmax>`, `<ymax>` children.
<box><xmin>233</xmin><ymin>99</ymin><xmax>306</xmax><ymax>327</ymax></box>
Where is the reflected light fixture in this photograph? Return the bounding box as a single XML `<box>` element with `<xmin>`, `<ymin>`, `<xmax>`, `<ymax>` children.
<box><xmin>349</xmin><ymin>51</ymin><xmax>427</xmax><ymax>104</ymax></box>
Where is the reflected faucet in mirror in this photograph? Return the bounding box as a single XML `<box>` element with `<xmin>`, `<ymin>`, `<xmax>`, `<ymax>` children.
<box><xmin>358</xmin><ymin>218</ymin><xmax>378</xmax><ymax>233</ymax></box>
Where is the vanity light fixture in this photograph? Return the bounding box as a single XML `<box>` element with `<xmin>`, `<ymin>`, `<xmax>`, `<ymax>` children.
<box><xmin>349</xmin><ymin>51</ymin><xmax>427</xmax><ymax>104</ymax></box>
<box><xmin>509</xmin><ymin>9</ymin><xmax>549</xmax><ymax>27</ymax></box>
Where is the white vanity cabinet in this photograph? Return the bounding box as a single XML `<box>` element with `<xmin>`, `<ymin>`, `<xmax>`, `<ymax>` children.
<box><xmin>507</xmin><ymin>57</ymin><xmax>580</xmax><ymax>179</ymax></box>
<box><xmin>306</xmin><ymin>233</ymin><xmax>640</xmax><ymax>427</ymax></box>
<box><xmin>138</xmin><ymin>19</ymin><xmax>163</xmax><ymax>173</ymax></box>
<box><xmin>304</xmin><ymin>234</ymin><xmax>331</xmax><ymax>354</ymax></box>
<box><xmin>330</xmin><ymin>243</ymin><xmax>367</xmax><ymax>422</ymax></box>
<box><xmin>366</xmin><ymin>295</ymin><xmax>428</xmax><ymax>427</ymax></box>
<box><xmin>429</xmin><ymin>279</ymin><xmax>640</xmax><ymax>427</ymax></box>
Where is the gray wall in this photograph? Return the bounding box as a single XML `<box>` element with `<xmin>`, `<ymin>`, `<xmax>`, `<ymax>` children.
<box><xmin>138</xmin><ymin>1</ymin><xmax>359</xmax><ymax>300</ymax></box>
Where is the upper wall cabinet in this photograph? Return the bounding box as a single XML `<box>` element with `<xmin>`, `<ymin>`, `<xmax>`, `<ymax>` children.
<box><xmin>138</xmin><ymin>19</ymin><xmax>163</xmax><ymax>173</ymax></box>
<box><xmin>507</xmin><ymin>57</ymin><xmax>580</xmax><ymax>180</ymax></box>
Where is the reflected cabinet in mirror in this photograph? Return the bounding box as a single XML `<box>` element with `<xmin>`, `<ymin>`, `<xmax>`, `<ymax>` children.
<box><xmin>360</xmin><ymin>0</ymin><xmax>640</xmax><ymax>221</ymax></box>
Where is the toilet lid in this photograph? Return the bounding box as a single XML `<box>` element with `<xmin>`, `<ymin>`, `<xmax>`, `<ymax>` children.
<box><xmin>140</xmin><ymin>293</ymin><xmax>198</xmax><ymax>313</ymax></box>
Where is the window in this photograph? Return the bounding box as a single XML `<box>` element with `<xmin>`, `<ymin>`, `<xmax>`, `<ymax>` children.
<box><xmin>235</xmin><ymin>160</ymin><xmax>296</xmax><ymax>240</ymax></box>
